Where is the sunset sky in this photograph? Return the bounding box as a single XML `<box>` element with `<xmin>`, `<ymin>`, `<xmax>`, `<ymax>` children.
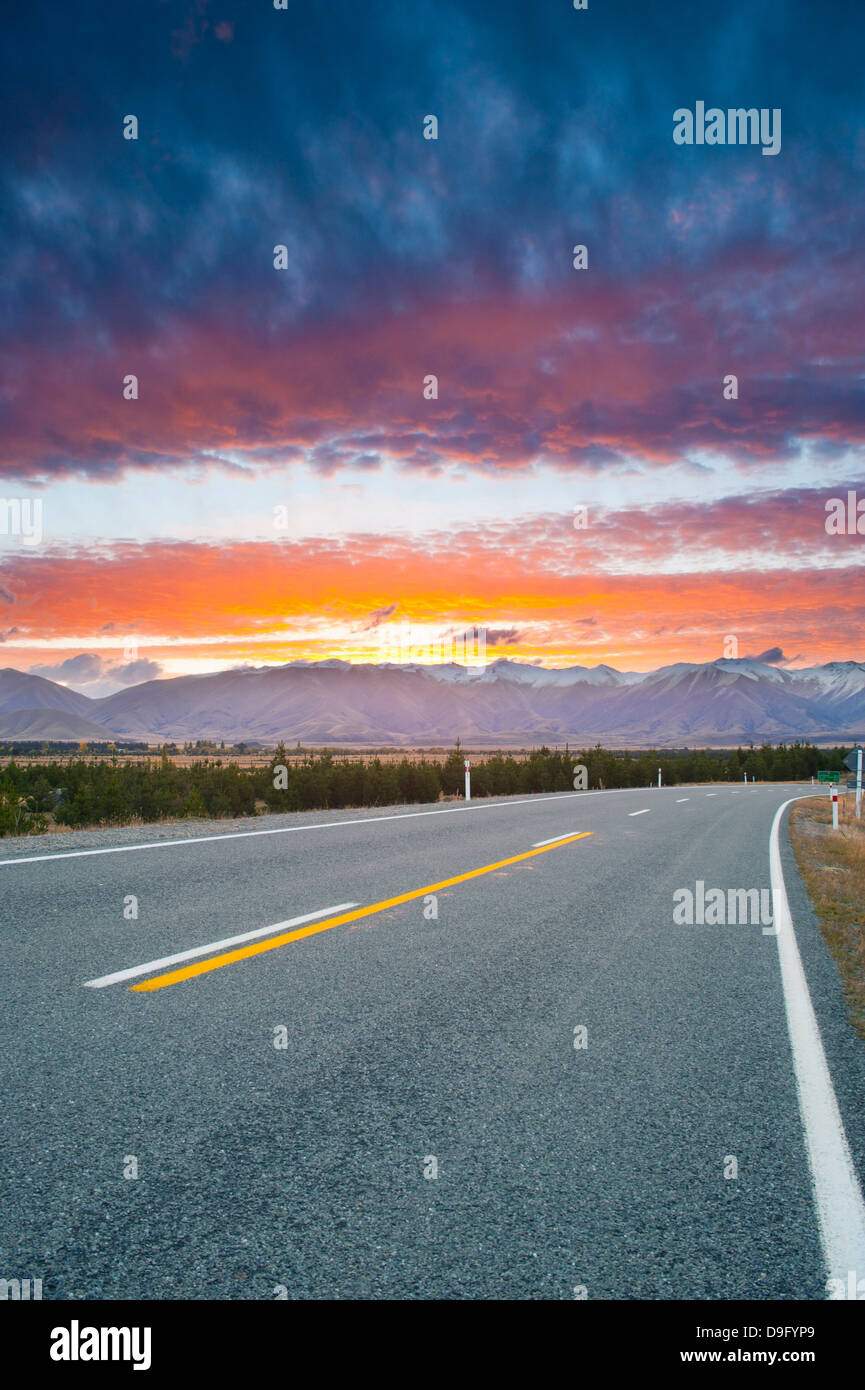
<box><xmin>2</xmin><ymin>0</ymin><xmax>864</xmax><ymax>696</ymax></box>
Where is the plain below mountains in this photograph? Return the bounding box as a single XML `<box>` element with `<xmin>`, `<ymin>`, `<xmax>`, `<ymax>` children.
<box><xmin>1</xmin><ymin>658</ymin><xmax>864</xmax><ymax>747</ymax></box>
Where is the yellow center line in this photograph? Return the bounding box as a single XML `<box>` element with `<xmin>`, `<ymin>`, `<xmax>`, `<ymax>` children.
<box><xmin>130</xmin><ymin>832</ymin><xmax>594</xmax><ymax>993</ymax></box>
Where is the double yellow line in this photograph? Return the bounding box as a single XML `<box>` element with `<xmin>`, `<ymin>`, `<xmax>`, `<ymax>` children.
<box><xmin>132</xmin><ymin>832</ymin><xmax>593</xmax><ymax>993</ymax></box>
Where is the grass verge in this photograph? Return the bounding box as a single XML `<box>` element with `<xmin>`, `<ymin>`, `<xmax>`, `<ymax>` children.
<box><xmin>790</xmin><ymin>792</ymin><xmax>865</xmax><ymax>1040</ymax></box>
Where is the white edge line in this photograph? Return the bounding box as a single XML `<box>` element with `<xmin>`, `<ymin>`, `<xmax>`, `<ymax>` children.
<box><xmin>82</xmin><ymin>903</ymin><xmax>359</xmax><ymax>988</ymax></box>
<box><xmin>628</xmin><ymin>809</ymin><xmax>650</xmax><ymax>817</ymax></box>
<box><xmin>0</xmin><ymin>782</ymin><xmax>817</xmax><ymax>869</ymax></box>
<box><xmin>0</xmin><ymin>790</ymin><xmax>629</xmax><ymax>868</ymax></box>
<box><xmin>676</xmin><ymin>798</ymin><xmax>689</xmax><ymax>803</ymax></box>
<box><xmin>769</xmin><ymin>795</ymin><xmax>865</xmax><ymax>1292</ymax></box>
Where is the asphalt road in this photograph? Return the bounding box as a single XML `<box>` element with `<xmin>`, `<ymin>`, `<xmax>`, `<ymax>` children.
<box><xmin>2</xmin><ymin>782</ymin><xmax>864</xmax><ymax>1300</ymax></box>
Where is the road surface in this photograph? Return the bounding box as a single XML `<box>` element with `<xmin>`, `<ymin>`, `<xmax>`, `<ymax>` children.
<box><xmin>1</xmin><ymin>782</ymin><xmax>864</xmax><ymax>1299</ymax></box>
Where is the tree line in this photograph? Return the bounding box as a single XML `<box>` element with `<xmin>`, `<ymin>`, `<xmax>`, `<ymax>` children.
<box><xmin>0</xmin><ymin>740</ymin><xmax>855</xmax><ymax>836</ymax></box>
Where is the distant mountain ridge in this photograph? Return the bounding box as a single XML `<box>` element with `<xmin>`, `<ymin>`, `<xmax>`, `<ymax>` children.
<box><xmin>1</xmin><ymin>658</ymin><xmax>864</xmax><ymax>746</ymax></box>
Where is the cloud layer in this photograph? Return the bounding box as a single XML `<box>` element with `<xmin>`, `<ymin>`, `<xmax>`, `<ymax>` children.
<box><xmin>1</xmin><ymin>0</ymin><xmax>863</xmax><ymax>675</ymax></box>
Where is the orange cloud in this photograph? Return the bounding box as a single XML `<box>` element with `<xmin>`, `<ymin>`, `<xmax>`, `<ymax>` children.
<box><xmin>1</xmin><ymin>515</ymin><xmax>862</xmax><ymax>671</ymax></box>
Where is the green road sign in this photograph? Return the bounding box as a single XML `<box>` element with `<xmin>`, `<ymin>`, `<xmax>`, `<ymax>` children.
<box><xmin>817</xmin><ymin>770</ymin><xmax>841</xmax><ymax>783</ymax></box>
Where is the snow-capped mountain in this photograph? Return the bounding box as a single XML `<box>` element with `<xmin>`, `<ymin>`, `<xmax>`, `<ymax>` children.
<box><xmin>1</xmin><ymin>658</ymin><xmax>864</xmax><ymax>746</ymax></box>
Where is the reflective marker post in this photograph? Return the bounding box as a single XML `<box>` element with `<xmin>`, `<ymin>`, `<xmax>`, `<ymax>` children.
<box><xmin>464</xmin><ymin>758</ymin><xmax>471</xmax><ymax>802</ymax></box>
<box><xmin>831</xmin><ymin>783</ymin><xmax>839</xmax><ymax>831</ymax></box>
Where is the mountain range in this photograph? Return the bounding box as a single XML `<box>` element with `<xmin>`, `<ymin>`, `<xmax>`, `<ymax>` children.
<box><xmin>1</xmin><ymin>658</ymin><xmax>864</xmax><ymax>747</ymax></box>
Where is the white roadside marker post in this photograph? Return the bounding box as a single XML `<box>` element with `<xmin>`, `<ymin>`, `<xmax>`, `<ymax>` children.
<box><xmin>857</xmin><ymin>747</ymin><xmax>862</xmax><ymax>820</ymax></box>
<box><xmin>658</xmin><ymin>767</ymin><xmax>661</xmax><ymax>789</ymax></box>
<box><xmin>464</xmin><ymin>758</ymin><xmax>471</xmax><ymax>802</ymax></box>
<box><xmin>831</xmin><ymin>782</ymin><xmax>839</xmax><ymax>831</ymax></box>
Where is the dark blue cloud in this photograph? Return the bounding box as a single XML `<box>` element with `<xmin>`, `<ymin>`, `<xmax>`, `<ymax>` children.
<box><xmin>2</xmin><ymin>0</ymin><xmax>864</xmax><ymax>484</ymax></box>
<box><xmin>3</xmin><ymin>0</ymin><xmax>864</xmax><ymax>340</ymax></box>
